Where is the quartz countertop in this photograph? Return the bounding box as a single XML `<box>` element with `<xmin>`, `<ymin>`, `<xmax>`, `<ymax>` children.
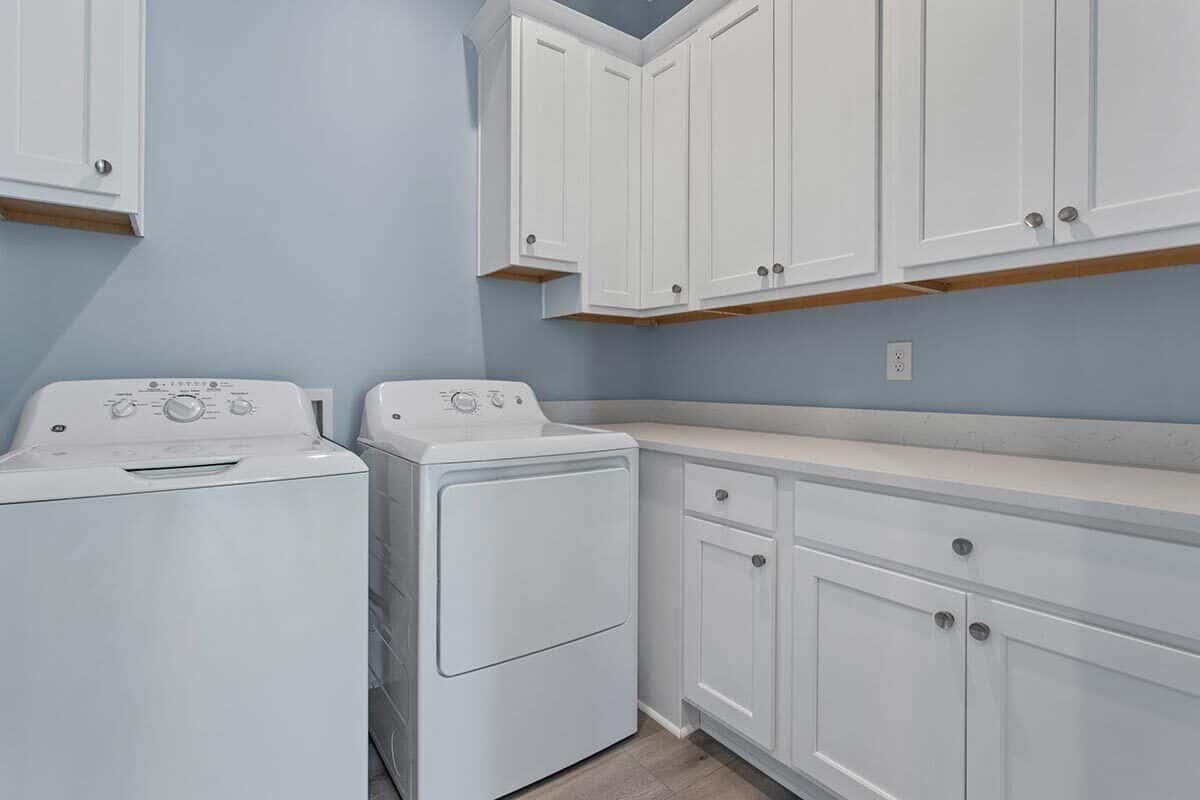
<box><xmin>600</xmin><ymin>422</ymin><xmax>1200</xmax><ymax>538</ymax></box>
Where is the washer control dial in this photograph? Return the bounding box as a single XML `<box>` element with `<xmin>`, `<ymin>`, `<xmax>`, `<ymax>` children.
<box><xmin>229</xmin><ymin>398</ymin><xmax>254</xmax><ymax>416</ymax></box>
<box><xmin>163</xmin><ymin>394</ymin><xmax>206</xmax><ymax>423</ymax></box>
<box><xmin>110</xmin><ymin>398</ymin><xmax>137</xmax><ymax>418</ymax></box>
<box><xmin>450</xmin><ymin>392</ymin><xmax>478</xmax><ymax>414</ymax></box>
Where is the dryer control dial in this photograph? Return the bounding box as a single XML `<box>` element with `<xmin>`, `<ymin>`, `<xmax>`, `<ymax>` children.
<box><xmin>229</xmin><ymin>398</ymin><xmax>254</xmax><ymax>416</ymax></box>
<box><xmin>163</xmin><ymin>394</ymin><xmax>206</xmax><ymax>423</ymax></box>
<box><xmin>450</xmin><ymin>392</ymin><xmax>478</xmax><ymax>414</ymax></box>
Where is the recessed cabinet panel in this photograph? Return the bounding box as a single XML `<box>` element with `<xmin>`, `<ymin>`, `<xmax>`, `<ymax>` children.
<box><xmin>693</xmin><ymin>0</ymin><xmax>776</xmax><ymax>300</ymax></box>
<box><xmin>587</xmin><ymin>52</ymin><xmax>642</xmax><ymax>309</ymax></box>
<box><xmin>0</xmin><ymin>0</ymin><xmax>139</xmax><ymax>214</ymax></box>
<box><xmin>967</xmin><ymin>597</ymin><xmax>1200</xmax><ymax>800</ymax></box>
<box><xmin>1054</xmin><ymin>0</ymin><xmax>1200</xmax><ymax>243</ymax></box>
<box><xmin>775</xmin><ymin>0</ymin><xmax>878</xmax><ymax>287</ymax></box>
<box><xmin>683</xmin><ymin>516</ymin><xmax>776</xmax><ymax>749</ymax></box>
<box><xmin>792</xmin><ymin>549</ymin><xmax>966</xmax><ymax>800</ymax></box>
<box><xmin>640</xmin><ymin>40</ymin><xmax>691</xmax><ymax>309</ymax></box>
<box><xmin>519</xmin><ymin>19</ymin><xmax>586</xmax><ymax>264</ymax></box>
<box><xmin>885</xmin><ymin>0</ymin><xmax>1054</xmax><ymax>268</ymax></box>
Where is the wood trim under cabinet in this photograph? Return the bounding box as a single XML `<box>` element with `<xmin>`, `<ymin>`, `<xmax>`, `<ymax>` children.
<box><xmin>484</xmin><ymin>264</ymin><xmax>573</xmax><ymax>283</ymax></box>
<box><xmin>554</xmin><ymin>244</ymin><xmax>1200</xmax><ymax>325</ymax></box>
<box><xmin>0</xmin><ymin>197</ymin><xmax>136</xmax><ymax>237</ymax></box>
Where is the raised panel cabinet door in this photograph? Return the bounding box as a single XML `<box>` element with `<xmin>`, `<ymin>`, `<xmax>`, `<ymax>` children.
<box><xmin>692</xmin><ymin>0</ymin><xmax>776</xmax><ymax>300</ymax></box>
<box><xmin>0</xmin><ymin>0</ymin><xmax>130</xmax><ymax>200</ymax></box>
<box><xmin>792</xmin><ymin>548</ymin><xmax>966</xmax><ymax>800</ymax></box>
<box><xmin>774</xmin><ymin>0</ymin><xmax>879</xmax><ymax>287</ymax></box>
<box><xmin>519</xmin><ymin>18</ymin><xmax>587</xmax><ymax>264</ymax></box>
<box><xmin>640</xmin><ymin>39</ymin><xmax>691</xmax><ymax>309</ymax></box>
<box><xmin>1054</xmin><ymin>0</ymin><xmax>1200</xmax><ymax>243</ymax></box>
<box><xmin>884</xmin><ymin>0</ymin><xmax>1055</xmax><ymax>269</ymax></box>
<box><xmin>587</xmin><ymin>52</ymin><xmax>642</xmax><ymax>310</ymax></box>
<box><xmin>683</xmin><ymin>516</ymin><xmax>776</xmax><ymax>749</ymax></box>
<box><xmin>967</xmin><ymin>597</ymin><xmax>1200</xmax><ymax>800</ymax></box>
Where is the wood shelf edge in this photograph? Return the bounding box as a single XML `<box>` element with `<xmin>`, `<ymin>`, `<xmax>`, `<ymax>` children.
<box><xmin>0</xmin><ymin>197</ymin><xmax>137</xmax><ymax>237</ymax></box>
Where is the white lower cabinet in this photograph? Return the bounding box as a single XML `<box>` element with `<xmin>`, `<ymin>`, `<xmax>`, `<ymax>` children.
<box><xmin>683</xmin><ymin>515</ymin><xmax>776</xmax><ymax>749</ymax></box>
<box><xmin>792</xmin><ymin>548</ymin><xmax>966</xmax><ymax>800</ymax></box>
<box><xmin>967</xmin><ymin>596</ymin><xmax>1200</xmax><ymax>800</ymax></box>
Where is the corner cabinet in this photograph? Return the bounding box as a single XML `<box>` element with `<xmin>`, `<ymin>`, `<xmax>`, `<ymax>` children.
<box><xmin>0</xmin><ymin>0</ymin><xmax>145</xmax><ymax>236</ymax></box>
<box><xmin>477</xmin><ymin>16</ymin><xmax>587</xmax><ymax>280</ymax></box>
<box><xmin>683</xmin><ymin>515</ymin><xmax>776</xmax><ymax>749</ymax></box>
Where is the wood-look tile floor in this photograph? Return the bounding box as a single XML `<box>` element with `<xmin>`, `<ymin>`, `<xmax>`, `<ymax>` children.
<box><xmin>368</xmin><ymin>713</ymin><xmax>801</xmax><ymax>800</ymax></box>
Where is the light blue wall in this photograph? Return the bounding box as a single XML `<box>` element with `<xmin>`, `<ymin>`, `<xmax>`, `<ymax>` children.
<box><xmin>647</xmin><ymin>264</ymin><xmax>1200</xmax><ymax>423</ymax></box>
<box><xmin>0</xmin><ymin>0</ymin><xmax>648</xmax><ymax>448</ymax></box>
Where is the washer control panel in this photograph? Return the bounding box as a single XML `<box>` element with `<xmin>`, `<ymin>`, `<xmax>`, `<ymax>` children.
<box><xmin>12</xmin><ymin>379</ymin><xmax>318</xmax><ymax>447</ymax></box>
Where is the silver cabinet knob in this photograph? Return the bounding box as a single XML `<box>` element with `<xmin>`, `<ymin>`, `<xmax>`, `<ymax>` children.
<box><xmin>1058</xmin><ymin>206</ymin><xmax>1079</xmax><ymax>223</ymax></box>
<box><xmin>969</xmin><ymin>622</ymin><xmax>991</xmax><ymax>642</ymax></box>
<box><xmin>934</xmin><ymin>611</ymin><xmax>956</xmax><ymax>630</ymax></box>
<box><xmin>672</xmin><ymin>284</ymin><xmax>683</xmax><ymax>294</ymax></box>
<box><xmin>94</xmin><ymin>159</ymin><xmax>113</xmax><ymax>175</ymax></box>
<box><xmin>1023</xmin><ymin>212</ymin><xmax>1044</xmax><ymax>229</ymax></box>
<box><xmin>526</xmin><ymin>234</ymin><xmax>537</xmax><ymax>245</ymax></box>
<box><xmin>751</xmin><ymin>554</ymin><xmax>767</xmax><ymax>568</ymax></box>
<box><xmin>951</xmin><ymin>538</ymin><xmax>974</xmax><ymax>557</ymax></box>
<box><xmin>772</xmin><ymin>263</ymin><xmax>784</xmax><ymax>274</ymax></box>
<box><xmin>714</xmin><ymin>489</ymin><xmax>729</xmax><ymax>502</ymax></box>
<box><xmin>756</xmin><ymin>266</ymin><xmax>769</xmax><ymax>277</ymax></box>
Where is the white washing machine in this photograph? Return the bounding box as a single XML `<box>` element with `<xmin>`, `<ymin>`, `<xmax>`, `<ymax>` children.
<box><xmin>0</xmin><ymin>379</ymin><xmax>368</xmax><ymax>800</ymax></box>
<box><xmin>357</xmin><ymin>380</ymin><xmax>638</xmax><ymax>800</ymax></box>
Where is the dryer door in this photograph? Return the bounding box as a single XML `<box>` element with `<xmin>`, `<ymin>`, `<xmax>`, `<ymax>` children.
<box><xmin>437</xmin><ymin>466</ymin><xmax>632</xmax><ymax>677</ymax></box>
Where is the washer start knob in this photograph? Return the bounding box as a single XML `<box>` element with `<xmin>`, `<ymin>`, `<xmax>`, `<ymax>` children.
<box><xmin>110</xmin><ymin>398</ymin><xmax>137</xmax><ymax>418</ymax></box>
<box><xmin>163</xmin><ymin>394</ymin><xmax>206</xmax><ymax>423</ymax></box>
<box><xmin>229</xmin><ymin>398</ymin><xmax>254</xmax><ymax>416</ymax></box>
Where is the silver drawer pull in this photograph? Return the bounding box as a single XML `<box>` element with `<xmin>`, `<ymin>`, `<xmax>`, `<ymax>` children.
<box><xmin>751</xmin><ymin>554</ymin><xmax>767</xmax><ymax>568</ymax></box>
<box><xmin>934</xmin><ymin>611</ymin><xmax>956</xmax><ymax>630</ymax></box>
<box><xmin>714</xmin><ymin>489</ymin><xmax>729</xmax><ymax>502</ymax></box>
<box><xmin>951</xmin><ymin>538</ymin><xmax>974</xmax><ymax>557</ymax></box>
<box><xmin>969</xmin><ymin>622</ymin><xmax>991</xmax><ymax>642</ymax></box>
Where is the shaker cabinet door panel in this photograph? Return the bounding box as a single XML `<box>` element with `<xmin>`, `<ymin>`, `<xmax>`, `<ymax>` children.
<box><xmin>885</xmin><ymin>0</ymin><xmax>1055</xmax><ymax>268</ymax></box>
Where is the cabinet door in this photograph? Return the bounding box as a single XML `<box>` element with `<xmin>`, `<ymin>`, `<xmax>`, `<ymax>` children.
<box><xmin>774</xmin><ymin>0</ymin><xmax>878</xmax><ymax>287</ymax></box>
<box><xmin>587</xmin><ymin>52</ymin><xmax>641</xmax><ymax>310</ymax></box>
<box><xmin>885</xmin><ymin>0</ymin><xmax>1055</xmax><ymax>269</ymax></box>
<box><xmin>640</xmin><ymin>40</ymin><xmax>691</xmax><ymax>309</ymax></box>
<box><xmin>519</xmin><ymin>18</ymin><xmax>586</xmax><ymax>264</ymax></box>
<box><xmin>968</xmin><ymin>597</ymin><xmax>1200</xmax><ymax>800</ymax></box>
<box><xmin>792</xmin><ymin>548</ymin><xmax>966</xmax><ymax>800</ymax></box>
<box><xmin>0</xmin><ymin>0</ymin><xmax>130</xmax><ymax>199</ymax></box>
<box><xmin>692</xmin><ymin>0</ymin><xmax>776</xmax><ymax>300</ymax></box>
<box><xmin>683</xmin><ymin>516</ymin><xmax>776</xmax><ymax>748</ymax></box>
<box><xmin>1054</xmin><ymin>0</ymin><xmax>1200</xmax><ymax>243</ymax></box>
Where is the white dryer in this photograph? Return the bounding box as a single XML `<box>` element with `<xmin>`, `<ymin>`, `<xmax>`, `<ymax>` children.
<box><xmin>358</xmin><ymin>380</ymin><xmax>638</xmax><ymax>800</ymax></box>
<box><xmin>0</xmin><ymin>379</ymin><xmax>367</xmax><ymax>800</ymax></box>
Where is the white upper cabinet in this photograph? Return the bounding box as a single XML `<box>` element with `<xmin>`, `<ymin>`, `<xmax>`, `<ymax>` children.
<box><xmin>967</xmin><ymin>596</ymin><xmax>1200</xmax><ymax>800</ymax></box>
<box><xmin>0</xmin><ymin>0</ymin><xmax>144</xmax><ymax>235</ymax></box>
<box><xmin>885</xmin><ymin>0</ymin><xmax>1055</xmax><ymax>269</ymax></box>
<box><xmin>587</xmin><ymin>51</ymin><xmax>642</xmax><ymax>310</ymax></box>
<box><xmin>1054</xmin><ymin>0</ymin><xmax>1200</xmax><ymax>243</ymax></box>
<box><xmin>640</xmin><ymin>39</ymin><xmax>691</xmax><ymax>310</ymax></box>
<box><xmin>519</xmin><ymin>19</ymin><xmax>588</xmax><ymax>265</ymax></box>
<box><xmin>683</xmin><ymin>515</ymin><xmax>776</xmax><ymax>749</ymax></box>
<box><xmin>476</xmin><ymin>17</ymin><xmax>587</xmax><ymax>279</ymax></box>
<box><xmin>773</xmin><ymin>0</ymin><xmax>879</xmax><ymax>288</ymax></box>
<box><xmin>692</xmin><ymin>0</ymin><xmax>777</xmax><ymax>300</ymax></box>
<box><xmin>793</xmin><ymin>549</ymin><xmax>966</xmax><ymax>800</ymax></box>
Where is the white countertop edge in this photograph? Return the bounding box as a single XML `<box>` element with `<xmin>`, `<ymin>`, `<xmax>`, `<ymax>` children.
<box><xmin>603</xmin><ymin>423</ymin><xmax>1200</xmax><ymax>542</ymax></box>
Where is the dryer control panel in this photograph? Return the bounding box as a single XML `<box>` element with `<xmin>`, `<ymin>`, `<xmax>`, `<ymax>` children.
<box><xmin>11</xmin><ymin>379</ymin><xmax>319</xmax><ymax>447</ymax></box>
<box><xmin>361</xmin><ymin>380</ymin><xmax>547</xmax><ymax>432</ymax></box>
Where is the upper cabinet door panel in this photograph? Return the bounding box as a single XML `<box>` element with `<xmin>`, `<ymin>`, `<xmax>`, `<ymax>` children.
<box><xmin>641</xmin><ymin>40</ymin><xmax>691</xmax><ymax>310</ymax></box>
<box><xmin>775</xmin><ymin>0</ymin><xmax>879</xmax><ymax>287</ymax></box>
<box><xmin>693</xmin><ymin>0</ymin><xmax>776</xmax><ymax>300</ymax></box>
<box><xmin>588</xmin><ymin>52</ymin><xmax>642</xmax><ymax>310</ymax></box>
<box><xmin>519</xmin><ymin>18</ymin><xmax>586</xmax><ymax>264</ymax></box>
<box><xmin>885</xmin><ymin>0</ymin><xmax>1055</xmax><ymax>269</ymax></box>
<box><xmin>0</xmin><ymin>0</ymin><xmax>128</xmax><ymax>199</ymax></box>
<box><xmin>1054</xmin><ymin>0</ymin><xmax>1200</xmax><ymax>243</ymax></box>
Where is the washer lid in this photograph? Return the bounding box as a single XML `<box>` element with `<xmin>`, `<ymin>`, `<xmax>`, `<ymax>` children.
<box><xmin>358</xmin><ymin>380</ymin><xmax>635</xmax><ymax>464</ymax></box>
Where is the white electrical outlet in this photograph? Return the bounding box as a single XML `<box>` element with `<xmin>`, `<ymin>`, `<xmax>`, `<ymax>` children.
<box><xmin>887</xmin><ymin>341</ymin><xmax>912</xmax><ymax>381</ymax></box>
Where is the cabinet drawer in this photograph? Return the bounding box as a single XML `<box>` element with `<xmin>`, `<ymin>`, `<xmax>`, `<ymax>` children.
<box><xmin>794</xmin><ymin>481</ymin><xmax>1200</xmax><ymax>643</ymax></box>
<box><xmin>685</xmin><ymin>463</ymin><xmax>776</xmax><ymax>530</ymax></box>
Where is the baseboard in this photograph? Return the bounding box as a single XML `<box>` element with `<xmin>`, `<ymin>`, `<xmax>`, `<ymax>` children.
<box><xmin>698</xmin><ymin>713</ymin><xmax>840</xmax><ymax>800</ymax></box>
<box><xmin>637</xmin><ymin>701</ymin><xmax>697</xmax><ymax>739</ymax></box>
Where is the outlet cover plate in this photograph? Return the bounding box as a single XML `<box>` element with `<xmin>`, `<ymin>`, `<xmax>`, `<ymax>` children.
<box><xmin>887</xmin><ymin>341</ymin><xmax>912</xmax><ymax>381</ymax></box>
